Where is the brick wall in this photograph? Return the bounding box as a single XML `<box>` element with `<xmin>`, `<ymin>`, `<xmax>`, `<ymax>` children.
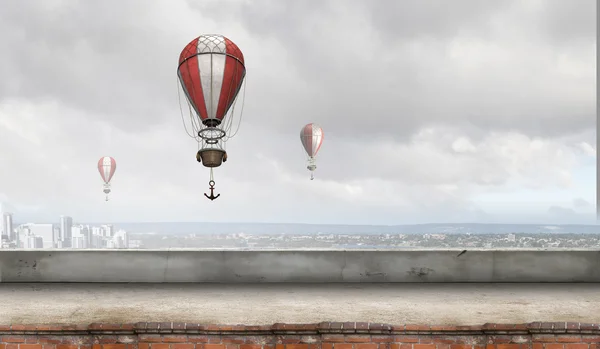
<box><xmin>0</xmin><ymin>323</ymin><xmax>597</xmax><ymax>349</ymax></box>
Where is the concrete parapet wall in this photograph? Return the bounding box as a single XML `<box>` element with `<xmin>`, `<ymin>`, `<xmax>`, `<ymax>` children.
<box><xmin>0</xmin><ymin>249</ymin><xmax>598</xmax><ymax>283</ymax></box>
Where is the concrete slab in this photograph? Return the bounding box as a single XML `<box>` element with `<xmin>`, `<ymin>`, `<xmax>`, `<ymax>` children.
<box><xmin>0</xmin><ymin>283</ymin><xmax>598</xmax><ymax>325</ymax></box>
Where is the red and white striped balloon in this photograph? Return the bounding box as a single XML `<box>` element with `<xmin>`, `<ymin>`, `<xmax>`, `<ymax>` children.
<box><xmin>300</xmin><ymin>123</ymin><xmax>324</xmax><ymax>158</ymax></box>
<box><xmin>177</xmin><ymin>34</ymin><xmax>246</xmax><ymax>127</ymax></box>
<box><xmin>97</xmin><ymin>156</ymin><xmax>117</xmax><ymax>184</ymax></box>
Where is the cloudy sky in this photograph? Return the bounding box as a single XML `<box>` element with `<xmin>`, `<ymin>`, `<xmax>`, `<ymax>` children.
<box><xmin>0</xmin><ymin>0</ymin><xmax>596</xmax><ymax>225</ymax></box>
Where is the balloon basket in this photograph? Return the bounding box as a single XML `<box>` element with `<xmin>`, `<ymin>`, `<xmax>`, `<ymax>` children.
<box><xmin>197</xmin><ymin>149</ymin><xmax>227</xmax><ymax>168</ymax></box>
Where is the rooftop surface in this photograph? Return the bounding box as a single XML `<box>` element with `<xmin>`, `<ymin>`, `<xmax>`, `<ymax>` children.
<box><xmin>1</xmin><ymin>283</ymin><xmax>598</xmax><ymax>325</ymax></box>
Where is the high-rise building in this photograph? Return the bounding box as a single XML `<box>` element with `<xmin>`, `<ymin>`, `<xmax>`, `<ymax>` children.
<box><xmin>60</xmin><ymin>216</ymin><xmax>73</xmax><ymax>247</ymax></box>
<box><xmin>25</xmin><ymin>236</ymin><xmax>44</xmax><ymax>249</ymax></box>
<box><xmin>102</xmin><ymin>224</ymin><xmax>114</xmax><ymax>237</ymax></box>
<box><xmin>2</xmin><ymin>213</ymin><xmax>13</xmax><ymax>241</ymax></box>
<box><xmin>27</xmin><ymin>224</ymin><xmax>55</xmax><ymax>248</ymax></box>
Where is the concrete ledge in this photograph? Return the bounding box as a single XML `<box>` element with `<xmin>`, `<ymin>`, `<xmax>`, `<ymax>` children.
<box><xmin>0</xmin><ymin>249</ymin><xmax>599</xmax><ymax>283</ymax></box>
<box><xmin>0</xmin><ymin>321</ymin><xmax>599</xmax><ymax>334</ymax></box>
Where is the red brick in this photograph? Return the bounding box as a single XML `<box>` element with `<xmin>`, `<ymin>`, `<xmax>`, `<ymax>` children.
<box><xmin>546</xmin><ymin>345</ymin><xmax>565</xmax><ymax>349</ymax></box>
<box><xmin>186</xmin><ymin>337</ymin><xmax>209</xmax><ymax>344</ymax></box>
<box><xmin>414</xmin><ymin>345</ymin><xmax>436</xmax><ymax>349</ymax></box>
<box><xmin>390</xmin><ymin>345</ymin><xmax>411</xmax><ymax>349</ymax></box>
<box><xmin>582</xmin><ymin>338</ymin><xmax>600</xmax><ymax>344</ymax></box>
<box><xmin>451</xmin><ymin>346</ymin><xmax>473</xmax><ymax>349</ymax></box>
<box><xmin>281</xmin><ymin>338</ymin><xmax>302</xmax><ymax>345</ymax></box>
<box><xmin>322</xmin><ymin>344</ymin><xmax>333</xmax><ymax>349</ymax></box>
<box><xmin>533</xmin><ymin>344</ymin><xmax>544</xmax><ymax>349</ymax></box>
<box><xmin>221</xmin><ymin>338</ymin><xmax>244</xmax><ymax>345</ymax></box>
<box><xmin>333</xmin><ymin>345</ymin><xmax>352</xmax><ymax>349</ymax></box>
<box><xmin>204</xmin><ymin>345</ymin><xmax>226</xmax><ymax>349</ymax></box>
<box><xmin>394</xmin><ymin>337</ymin><xmax>419</xmax><ymax>344</ymax></box>
<box><xmin>558</xmin><ymin>338</ymin><xmax>584</xmax><ymax>343</ymax></box>
<box><xmin>240</xmin><ymin>346</ymin><xmax>261</xmax><ymax>349</ymax></box>
<box><xmin>20</xmin><ymin>345</ymin><xmax>42</xmax><ymax>349</ymax></box>
<box><xmin>346</xmin><ymin>338</ymin><xmax>372</xmax><ymax>344</ymax></box>
<box><xmin>139</xmin><ymin>336</ymin><xmax>162</xmax><ymax>343</ymax></box>
<box><xmin>151</xmin><ymin>345</ymin><xmax>170</xmax><ymax>349</ymax></box>
<box><xmin>323</xmin><ymin>336</ymin><xmax>345</xmax><ymax>343</ymax></box>
<box><xmin>138</xmin><ymin>345</ymin><xmax>150</xmax><ymax>349</ymax></box>
<box><xmin>286</xmin><ymin>346</ymin><xmax>310</xmax><ymax>349</ymax></box>
<box><xmin>38</xmin><ymin>336</ymin><xmax>62</xmax><ymax>347</ymax></box>
<box><xmin>565</xmin><ymin>345</ymin><xmax>588</xmax><ymax>349</ymax></box>
<box><xmin>372</xmin><ymin>338</ymin><xmax>392</xmax><ymax>344</ymax></box>
<box><xmin>496</xmin><ymin>345</ymin><xmax>522</xmax><ymax>349</ymax></box>
<box><xmin>41</xmin><ymin>345</ymin><xmax>55</xmax><ymax>349</ymax></box>
<box><xmin>162</xmin><ymin>338</ymin><xmax>188</xmax><ymax>344</ymax></box>
<box><xmin>173</xmin><ymin>345</ymin><xmax>194</xmax><ymax>349</ymax></box>
<box><xmin>97</xmin><ymin>338</ymin><xmax>118</xmax><ymax>345</ymax></box>
<box><xmin>57</xmin><ymin>345</ymin><xmax>78</xmax><ymax>349</ymax></box>
<box><xmin>533</xmin><ymin>336</ymin><xmax>557</xmax><ymax>343</ymax></box>
<box><xmin>356</xmin><ymin>344</ymin><xmax>377</xmax><ymax>349</ymax></box>
<box><xmin>2</xmin><ymin>337</ymin><xmax>26</xmax><ymax>343</ymax></box>
<box><xmin>102</xmin><ymin>345</ymin><xmax>128</xmax><ymax>349</ymax></box>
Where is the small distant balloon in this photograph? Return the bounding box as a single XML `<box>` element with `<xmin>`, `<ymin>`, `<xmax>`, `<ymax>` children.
<box><xmin>97</xmin><ymin>156</ymin><xmax>116</xmax><ymax>201</ymax></box>
<box><xmin>300</xmin><ymin>123</ymin><xmax>324</xmax><ymax>180</ymax></box>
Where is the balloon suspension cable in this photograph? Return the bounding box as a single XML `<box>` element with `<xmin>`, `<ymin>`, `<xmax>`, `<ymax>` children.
<box><xmin>310</xmin><ymin>172</ymin><xmax>314</xmax><ymax>181</ymax></box>
<box><xmin>105</xmin><ymin>195</ymin><xmax>109</xmax><ymax>202</ymax></box>
<box><xmin>204</xmin><ymin>168</ymin><xmax>221</xmax><ymax>201</ymax></box>
<box><xmin>177</xmin><ymin>77</ymin><xmax>197</xmax><ymax>139</ymax></box>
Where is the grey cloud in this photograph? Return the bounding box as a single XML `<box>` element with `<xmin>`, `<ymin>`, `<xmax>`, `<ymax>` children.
<box><xmin>193</xmin><ymin>0</ymin><xmax>595</xmax><ymax>140</ymax></box>
<box><xmin>0</xmin><ymin>0</ymin><xmax>594</xmax><ymax>140</ymax></box>
<box><xmin>0</xmin><ymin>0</ymin><xmax>185</xmax><ymax>131</ymax></box>
<box><xmin>573</xmin><ymin>198</ymin><xmax>591</xmax><ymax>208</ymax></box>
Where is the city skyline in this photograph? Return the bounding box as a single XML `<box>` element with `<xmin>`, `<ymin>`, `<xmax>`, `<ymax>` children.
<box><xmin>1</xmin><ymin>212</ymin><xmax>129</xmax><ymax>249</ymax></box>
<box><xmin>0</xmin><ymin>0</ymin><xmax>595</xmax><ymax>224</ymax></box>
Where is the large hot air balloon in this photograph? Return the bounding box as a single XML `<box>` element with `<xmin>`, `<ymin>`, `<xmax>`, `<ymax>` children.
<box><xmin>300</xmin><ymin>123</ymin><xmax>324</xmax><ymax>180</ymax></box>
<box><xmin>177</xmin><ymin>34</ymin><xmax>247</xmax><ymax>201</ymax></box>
<box><xmin>97</xmin><ymin>156</ymin><xmax>116</xmax><ymax>201</ymax></box>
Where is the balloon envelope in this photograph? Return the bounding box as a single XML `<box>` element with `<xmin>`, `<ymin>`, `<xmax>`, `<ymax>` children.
<box><xmin>300</xmin><ymin>123</ymin><xmax>324</xmax><ymax>157</ymax></box>
<box><xmin>177</xmin><ymin>34</ymin><xmax>246</xmax><ymax>126</ymax></box>
<box><xmin>98</xmin><ymin>156</ymin><xmax>116</xmax><ymax>184</ymax></box>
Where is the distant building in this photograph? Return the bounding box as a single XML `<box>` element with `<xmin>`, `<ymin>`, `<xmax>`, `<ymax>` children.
<box><xmin>2</xmin><ymin>212</ymin><xmax>13</xmax><ymax>241</ymax></box>
<box><xmin>72</xmin><ymin>225</ymin><xmax>91</xmax><ymax>249</ymax></box>
<box><xmin>102</xmin><ymin>225</ymin><xmax>114</xmax><ymax>237</ymax></box>
<box><xmin>25</xmin><ymin>236</ymin><xmax>43</xmax><ymax>249</ymax></box>
<box><xmin>60</xmin><ymin>216</ymin><xmax>73</xmax><ymax>247</ymax></box>
<box><xmin>112</xmin><ymin>229</ymin><xmax>129</xmax><ymax>248</ymax></box>
<box><xmin>27</xmin><ymin>223</ymin><xmax>55</xmax><ymax>248</ymax></box>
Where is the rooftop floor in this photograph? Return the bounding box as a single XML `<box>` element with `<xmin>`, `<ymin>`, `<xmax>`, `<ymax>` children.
<box><xmin>1</xmin><ymin>283</ymin><xmax>598</xmax><ymax>325</ymax></box>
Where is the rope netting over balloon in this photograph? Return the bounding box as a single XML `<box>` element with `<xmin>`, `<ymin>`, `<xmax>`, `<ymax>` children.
<box><xmin>177</xmin><ymin>76</ymin><xmax>247</xmax><ymax>152</ymax></box>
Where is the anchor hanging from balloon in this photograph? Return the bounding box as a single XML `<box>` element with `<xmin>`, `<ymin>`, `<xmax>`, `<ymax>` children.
<box><xmin>177</xmin><ymin>34</ymin><xmax>247</xmax><ymax>201</ymax></box>
<box><xmin>204</xmin><ymin>169</ymin><xmax>221</xmax><ymax>201</ymax></box>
